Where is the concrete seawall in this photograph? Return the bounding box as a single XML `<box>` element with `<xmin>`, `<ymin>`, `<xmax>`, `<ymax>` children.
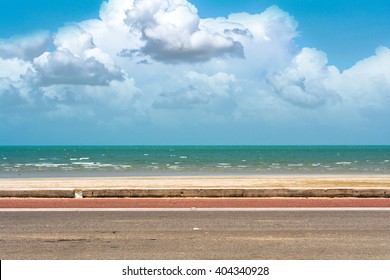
<box><xmin>1</xmin><ymin>175</ymin><xmax>390</xmax><ymax>198</ymax></box>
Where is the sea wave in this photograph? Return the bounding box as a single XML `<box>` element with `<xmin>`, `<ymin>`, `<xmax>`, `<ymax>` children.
<box><xmin>1</xmin><ymin>146</ymin><xmax>390</xmax><ymax>176</ymax></box>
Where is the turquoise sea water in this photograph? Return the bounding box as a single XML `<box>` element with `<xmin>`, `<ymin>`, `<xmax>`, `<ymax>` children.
<box><xmin>0</xmin><ymin>146</ymin><xmax>389</xmax><ymax>177</ymax></box>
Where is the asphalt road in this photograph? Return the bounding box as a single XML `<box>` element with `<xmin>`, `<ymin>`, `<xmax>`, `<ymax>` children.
<box><xmin>1</xmin><ymin>210</ymin><xmax>389</xmax><ymax>259</ymax></box>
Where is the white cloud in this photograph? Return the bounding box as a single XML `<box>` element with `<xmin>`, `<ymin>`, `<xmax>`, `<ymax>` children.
<box><xmin>99</xmin><ymin>0</ymin><xmax>134</xmax><ymax>24</ymax></box>
<box><xmin>40</xmin><ymin>75</ymin><xmax>139</xmax><ymax>108</ymax></box>
<box><xmin>266</xmin><ymin>45</ymin><xmax>390</xmax><ymax>114</ymax></box>
<box><xmin>267</xmin><ymin>48</ymin><xmax>341</xmax><ymax>108</ymax></box>
<box><xmin>258</xmin><ymin>44</ymin><xmax>390</xmax><ymax>144</ymax></box>
<box><xmin>81</xmin><ymin>4</ymin><xmax>140</xmax><ymax>59</ymax></box>
<box><xmin>0</xmin><ymin>25</ymin><xmax>138</xmax><ymax>121</ymax></box>
<box><xmin>31</xmin><ymin>49</ymin><xmax>123</xmax><ymax>86</ymax></box>
<box><xmin>0</xmin><ymin>31</ymin><xmax>51</xmax><ymax>61</ymax></box>
<box><xmin>0</xmin><ymin>57</ymin><xmax>31</xmax><ymax>81</ymax></box>
<box><xmin>334</xmin><ymin>46</ymin><xmax>390</xmax><ymax>109</ymax></box>
<box><xmin>124</xmin><ymin>0</ymin><xmax>243</xmax><ymax>63</ymax></box>
<box><xmin>30</xmin><ymin>26</ymin><xmax>124</xmax><ymax>86</ymax></box>
<box><xmin>203</xmin><ymin>6</ymin><xmax>298</xmax><ymax>68</ymax></box>
<box><xmin>79</xmin><ymin>0</ymin><xmax>298</xmax><ymax>72</ymax></box>
<box><xmin>54</xmin><ymin>26</ymin><xmax>95</xmax><ymax>56</ymax></box>
<box><xmin>185</xmin><ymin>71</ymin><xmax>238</xmax><ymax>98</ymax></box>
<box><xmin>203</xmin><ymin>6</ymin><xmax>297</xmax><ymax>45</ymax></box>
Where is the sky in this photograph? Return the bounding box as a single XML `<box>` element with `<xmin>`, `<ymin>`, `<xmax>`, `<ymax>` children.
<box><xmin>0</xmin><ymin>0</ymin><xmax>389</xmax><ymax>145</ymax></box>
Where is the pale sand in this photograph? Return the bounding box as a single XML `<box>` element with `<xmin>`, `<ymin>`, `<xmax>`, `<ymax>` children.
<box><xmin>1</xmin><ymin>175</ymin><xmax>390</xmax><ymax>190</ymax></box>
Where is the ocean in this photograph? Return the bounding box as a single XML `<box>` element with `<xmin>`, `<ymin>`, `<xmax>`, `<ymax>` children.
<box><xmin>0</xmin><ymin>146</ymin><xmax>389</xmax><ymax>178</ymax></box>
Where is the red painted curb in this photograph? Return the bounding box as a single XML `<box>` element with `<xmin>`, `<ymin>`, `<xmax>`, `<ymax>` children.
<box><xmin>1</xmin><ymin>198</ymin><xmax>390</xmax><ymax>208</ymax></box>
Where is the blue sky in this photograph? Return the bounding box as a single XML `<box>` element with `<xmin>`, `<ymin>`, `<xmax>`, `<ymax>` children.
<box><xmin>0</xmin><ymin>0</ymin><xmax>389</xmax><ymax>145</ymax></box>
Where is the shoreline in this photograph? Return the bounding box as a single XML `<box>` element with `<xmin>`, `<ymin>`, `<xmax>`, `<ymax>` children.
<box><xmin>1</xmin><ymin>174</ymin><xmax>390</xmax><ymax>189</ymax></box>
<box><xmin>1</xmin><ymin>175</ymin><xmax>390</xmax><ymax>198</ymax></box>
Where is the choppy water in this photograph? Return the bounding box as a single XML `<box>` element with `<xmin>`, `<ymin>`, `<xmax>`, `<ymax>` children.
<box><xmin>0</xmin><ymin>146</ymin><xmax>389</xmax><ymax>177</ymax></box>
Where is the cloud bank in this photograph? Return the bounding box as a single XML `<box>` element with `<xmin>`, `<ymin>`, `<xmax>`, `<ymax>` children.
<box><xmin>0</xmin><ymin>0</ymin><xmax>389</xmax><ymax>143</ymax></box>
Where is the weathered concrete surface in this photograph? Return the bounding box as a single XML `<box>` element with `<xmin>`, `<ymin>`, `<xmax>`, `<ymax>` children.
<box><xmin>1</xmin><ymin>176</ymin><xmax>390</xmax><ymax>198</ymax></box>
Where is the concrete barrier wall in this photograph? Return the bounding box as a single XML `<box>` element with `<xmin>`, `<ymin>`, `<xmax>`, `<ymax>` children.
<box><xmin>82</xmin><ymin>188</ymin><xmax>390</xmax><ymax>198</ymax></box>
<box><xmin>0</xmin><ymin>189</ymin><xmax>75</xmax><ymax>198</ymax></box>
<box><xmin>0</xmin><ymin>188</ymin><xmax>389</xmax><ymax>198</ymax></box>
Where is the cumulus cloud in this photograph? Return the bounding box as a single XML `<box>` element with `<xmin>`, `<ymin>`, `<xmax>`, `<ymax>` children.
<box><xmin>0</xmin><ymin>31</ymin><xmax>51</xmax><ymax>61</ymax></box>
<box><xmin>185</xmin><ymin>71</ymin><xmax>238</xmax><ymax>98</ymax></box>
<box><xmin>0</xmin><ymin>73</ymin><xmax>141</xmax><ymax>123</ymax></box>
<box><xmin>334</xmin><ymin>46</ymin><xmax>390</xmax><ymax>108</ymax></box>
<box><xmin>30</xmin><ymin>26</ymin><xmax>124</xmax><ymax>86</ymax></box>
<box><xmin>124</xmin><ymin>0</ymin><xmax>243</xmax><ymax>63</ymax></box>
<box><xmin>267</xmin><ymin>48</ymin><xmax>341</xmax><ymax>108</ymax></box>
<box><xmin>0</xmin><ymin>25</ymin><xmax>136</xmax><ymax>121</ymax></box>
<box><xmin>203</xmin><ymin>6</ymin><xmax>297</xmax><ymax>45</ymax></box>
<box><xmin>201</xmin><ymin>6</ymin><xmax>298</xmax><ymax>72</ymax></box>
<box><xmin>40</xmin><ymin>75</ymin><xmax>139</xmax><ymax>108</ymax></box>
<box><xmin>100</xmin><ymin>0</ymin><xmax>134</xmax><ymax>24</ymax></box>
<box><xmin>0</xmin><ymin>57</ymin><xmax>31</xmax><ymax>81</ymax></box>
<box><xmin>267</xmin><ymin>45</ymin><xmax>390</xmax><ymax>112</ymax></box>
<box><xmin>81</xmin><ymin>1</ymin><xmax>297</xmax><ymax>70</ymax></box>
<box><xmin>54</xmin><ymin>26</ymin><xmax>96</xmax><ymax>56</ymax></box>
<box><xmin>31</xmin><ymin>49</ymin><xmax>123</xmax><ymax>86</ymax></box>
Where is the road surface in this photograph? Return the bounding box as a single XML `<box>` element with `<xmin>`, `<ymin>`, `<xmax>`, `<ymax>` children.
<box><xmin>0</xmin><ymin>208</ymin><xmax>389</xmax><ymax>259</ymax></box>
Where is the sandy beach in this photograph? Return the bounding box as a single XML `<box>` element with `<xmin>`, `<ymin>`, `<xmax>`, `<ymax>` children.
<box><xmin>1</xmin><ymin>175</ymin><xmax>390</xmax><ymax>190</ymax></box>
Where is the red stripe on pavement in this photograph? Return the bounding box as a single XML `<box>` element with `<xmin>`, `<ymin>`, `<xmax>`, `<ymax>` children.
<box><xmin>1</xmin><ymin>198</ymin><xmax>390</xmax><ymax>208</ymax></box>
